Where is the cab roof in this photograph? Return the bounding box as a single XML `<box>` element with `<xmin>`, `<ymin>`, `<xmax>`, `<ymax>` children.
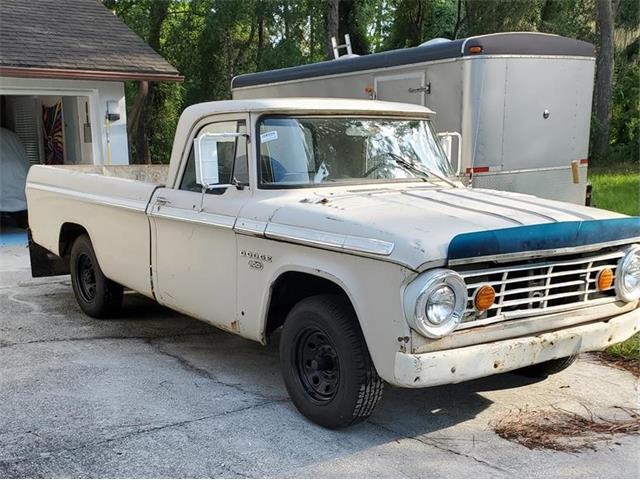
<box><xmin>168</xmin><ymin>98</ymin><xmax>434</xmax><ymax>187</ymax></box>
<box><xmin>179</xmin><ymin>98</ymin><xmax>434</xmax><ymax>124</ymax></box>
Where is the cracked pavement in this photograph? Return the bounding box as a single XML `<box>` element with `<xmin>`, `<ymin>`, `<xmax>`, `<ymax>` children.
<box><xmin>1</xmin><ymin>245</ymin><xmax>639</xmax><ymax>478</ymax></box>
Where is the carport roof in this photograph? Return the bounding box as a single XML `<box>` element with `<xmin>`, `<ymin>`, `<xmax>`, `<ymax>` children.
<box><xmin>0</xmin><ymin>0</ymin><xmax>182</xmax><ymax>82</ymax></box>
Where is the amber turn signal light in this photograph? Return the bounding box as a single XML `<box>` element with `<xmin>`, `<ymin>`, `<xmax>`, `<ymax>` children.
<box><xmin>596</xmin><ymin>267</ymin><xmax>614</xmax><ymax>291</ymax></box>
<box><xmin>469</xmin><ymin>46</ymin><xmax>483</xmax><ymax>54</ymax></box>
<box><xmin>474</xmin><ymin>285</ymin><xmax>496</xmax><ymax>311</ymax></box>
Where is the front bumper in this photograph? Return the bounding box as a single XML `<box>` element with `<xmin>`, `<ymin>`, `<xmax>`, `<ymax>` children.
<box><xmin>393</xmin><ymin>307</ymin><xmax>639</xmax><ymax>388</ymax></box>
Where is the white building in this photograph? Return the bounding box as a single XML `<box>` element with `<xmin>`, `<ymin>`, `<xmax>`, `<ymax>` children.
<box><xmin>0</xmin><ymin>0</ymin><xmax>181</xmax><ymax>180</ymax></box>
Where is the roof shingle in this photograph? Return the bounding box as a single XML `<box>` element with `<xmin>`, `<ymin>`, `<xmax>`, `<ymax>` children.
<box><xmin>0</xmin><ymin>0</ymin><xmax>182</xmax><ymax>81</ymax></box>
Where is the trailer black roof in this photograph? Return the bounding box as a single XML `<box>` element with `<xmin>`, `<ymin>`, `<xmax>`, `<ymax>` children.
<box><xmin>232</xmin><ymin>33</ymin><xmax>594</xmax><ymax>89</ymax></box>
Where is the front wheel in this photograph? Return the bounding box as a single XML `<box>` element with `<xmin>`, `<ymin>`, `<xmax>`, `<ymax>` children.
<box><xmin>70</xmin><ymin>234</ymin><xmax>123</xmax><ymax>318</ymax></box>
<box><xmin>279</xmin><ymin>294</ymin><xmax>384</xmax><ymax>429</ymax></box>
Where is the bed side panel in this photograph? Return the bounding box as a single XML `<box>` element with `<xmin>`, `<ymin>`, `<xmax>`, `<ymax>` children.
<box><xmin>26</xmin><ymin>165</ymin><xmax>156</xmax><ymax>297</ymax></box>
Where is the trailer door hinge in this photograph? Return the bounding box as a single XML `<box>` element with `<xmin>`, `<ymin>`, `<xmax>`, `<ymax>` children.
<box><xmin>408</xmin><ymin>83</ymin><xmax>431</xmax><ymax>94</ymax></box>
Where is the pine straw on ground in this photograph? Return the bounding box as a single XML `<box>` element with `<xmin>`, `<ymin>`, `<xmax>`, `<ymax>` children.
<box><xmin>491</xmin><ymin>406</ymin><xmax>640</xmax><ymax>453</ymax></box>
<box><xmin>596</xmin><ymin>352</ymin><xmax>640</xmax><ymax>377</ymax></box>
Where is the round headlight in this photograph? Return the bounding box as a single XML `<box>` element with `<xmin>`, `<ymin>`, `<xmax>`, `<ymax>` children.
<box><xmin>616</xmin><ymin>245</ymin><xmax>640</xmax><ymax>302</ymax></box>
<box><xmin>403</xmin><ymin>269</ymin><xmax>467</xmax><ymax>339</ymax></box>
<box><xmin>426</xmin><ymin>285</ymin><xmax>456</xmax><ymax>325</ymax></box>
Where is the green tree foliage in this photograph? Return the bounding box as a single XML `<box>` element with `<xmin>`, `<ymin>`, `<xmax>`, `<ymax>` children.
<box><xmin>104</xmin><ymin>0</ymin><xmax>638</xmax><ymax>167</ymax></box>
<box><xmin>384</xmin><ymin>0</ymin><xmax>458</xmax><ymax>48</ymax></box>
<box><xmin>610</xmin><ymin>0</ymin><xmax>639</xmax><ymax>165</ymax></box>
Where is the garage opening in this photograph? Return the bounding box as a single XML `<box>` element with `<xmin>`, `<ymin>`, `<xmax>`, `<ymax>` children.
<box><xmin>0</xmin><ymin>94</ymin><xmax>95</xmax><ymax>245</ymax></box>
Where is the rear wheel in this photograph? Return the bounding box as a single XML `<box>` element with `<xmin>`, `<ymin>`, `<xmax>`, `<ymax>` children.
<box><xmin>70</xmin><ymin>234</ymin><xmax>123</xmax><ymax>318</ymax></box>
<box><xmin>280</xmin><ymin>294</ymin><xmax>383</xmax><ymax>429</ymax></box>
<box><xmin>516</xmin><ymin>355</ymin><xmax>578</xmax><ymax>378</ymax></box>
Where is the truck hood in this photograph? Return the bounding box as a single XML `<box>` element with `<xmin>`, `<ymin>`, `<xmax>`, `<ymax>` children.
<box><xmin>263</xmin><ymin>186</ymin><xmax>626</xmax><ymax>270</ymax></box>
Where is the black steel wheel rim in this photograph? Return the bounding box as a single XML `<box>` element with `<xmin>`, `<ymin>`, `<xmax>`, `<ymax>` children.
<box><xmin>294</xmin><ymin>327</ymin><xmax>340</xmax><ymax>403</ymax></box>
<box><xmin>77</xmin><ymin>253</ymin><xmax>97</xmax><ymax>302</ymax></box>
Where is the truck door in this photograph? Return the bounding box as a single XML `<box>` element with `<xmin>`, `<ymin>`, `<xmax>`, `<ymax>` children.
<box><xmin>374</xmin><ymin>72</ymin><xmax>426</xmax><ymax>105</ymax></box>
<box><xmin>148</xmin><ymin>114</ymin><xmax>250</xmax><ymax>330</ymax></box>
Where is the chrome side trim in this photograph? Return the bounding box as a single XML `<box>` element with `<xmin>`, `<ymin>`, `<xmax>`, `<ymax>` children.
<box><xmin>150</xmin><ymin>205</ymin><xmax>235</xmax><ymax>229</ymax></box>
<box><xmin>234</xmin><ymin>218</ymin><xmax>267</xmax><ymax>237</ymax></box>
<box><xmin>448</xmin><ymin>238</ymin><xmax>640</xmax><ymax>266</ymax></box>
<box><xmin>265</xmin><ymin>223</ymin><xmax>394</xmax><ymax>256</ymax></box>
<box><xmin>26</xmin><ymin>181</ymin><xmax>148</xmax><ymax>212</ymax></box>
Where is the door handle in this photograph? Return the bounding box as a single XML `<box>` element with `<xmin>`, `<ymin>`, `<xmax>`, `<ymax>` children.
<box><xmin>156</xmin><ymin>196</ymin><xmax>171</xmax><ymax>207</ymax></box>
<box><xmin>408</xmin><ymin>82</ymin><xmax>431</xmax><ymax>94</ymax></box>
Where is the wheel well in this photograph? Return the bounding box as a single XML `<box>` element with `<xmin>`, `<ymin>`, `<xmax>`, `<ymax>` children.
<box><xmin>265</xmin><ymin>271</ymin><xmax>351</xmax><ymax>337</ymax></box>
<box><xmin>58</xmin><ymin>223</ymin><xmax>88</xmax><ymax>257</ymax></box>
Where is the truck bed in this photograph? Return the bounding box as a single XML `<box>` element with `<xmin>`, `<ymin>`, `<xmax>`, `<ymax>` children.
<box><xmin>26</xmin><ymin>164</ymin><xmax>168</xmax><ymax>297</ymax></box>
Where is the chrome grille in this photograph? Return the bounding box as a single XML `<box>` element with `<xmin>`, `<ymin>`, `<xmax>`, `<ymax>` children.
<box><xmin>457</xmin><ymin>249</ymin><xmax>625</xmax><ymax>329</ymax></box>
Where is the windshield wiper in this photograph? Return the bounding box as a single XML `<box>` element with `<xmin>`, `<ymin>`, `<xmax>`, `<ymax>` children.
<box><xmin>385</xmin><ymin>152</ymin><xmax>458</xmax><ymax>188</ymax></box>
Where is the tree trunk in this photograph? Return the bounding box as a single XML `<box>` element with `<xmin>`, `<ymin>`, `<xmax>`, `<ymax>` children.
<box><xmin>540</xmin><ymin>0</ymin><xmax>555</xmax><ymax>30</ymax></box>
<box><xmin>373</xmin><ymin>0</ymin><xmax>382</xmax><ymax>50</ymax></box>
<box><xmin>148</xmin><ymin>0</ymin><xmax>169</xmax><ymax>52</ymax></box>
<box><xmin>452</xmin><ymin>0</ymin><xmax>463</xmax><ymax>39</ymax></box>
<box><xmin>326</xmin><ymin>0</ymin><xmax>339</xmax><ymax>59</ymax></box>
<box><xmin>234</xmin><ymin>19</ymin><xmax>256</xmax><ymax>73</ymax></box>
<box><xmin>256</xmin><ymin>13</ymin><xmax>265</xmax><ymax>70</ymax></box>
<box><xmin>592</xmin><ymin>0</ymin><xmax>615</xmax><ymax>162</ymax></box>
<box><xmin>129</xmin><ymin>0</ymin><xmax>169</xmax><ymax>164</ymax></box>
<box><xmin>338</xmin><ymin>0</ymin><xmax>370</xmax><ymax>54</ymax></box>
<box><xmin>284</xmin><ymin>4</ymin><xmax>290</xmax><ymax>40</ymax></box>
<box><xmin>128</xmin><ymin>80</ymin><xmax>150</xmax><ymax>165</ymax></box>
<box><xmin>406</xmin><ymin>0</ymin><xmax>423</xmax><ymax>47</ymax></box>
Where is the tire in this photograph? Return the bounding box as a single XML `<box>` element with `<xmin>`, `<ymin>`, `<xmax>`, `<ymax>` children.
<box><xmin>279</xmin><ymin>294</ymin><xmax>384</xmax><ymax>429</ymax></box>
<box><xmin>516</xmin><ymin>355</ymin><xmax>578</xmax><ymax>378</ymax></box>
<box><xmin>70</xmin><ymin>234</ymin><xmax>123</xmax><ymax>318</ymax></box>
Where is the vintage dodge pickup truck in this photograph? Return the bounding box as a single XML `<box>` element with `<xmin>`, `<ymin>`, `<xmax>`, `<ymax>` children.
<box><xmin>26</xmin><ymin>99</ymin><xmax>639</xmax><ymax>428</ymax></box>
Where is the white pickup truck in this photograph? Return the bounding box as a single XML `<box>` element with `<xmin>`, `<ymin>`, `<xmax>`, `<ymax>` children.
<box><xmin>27</xmin><ymin>98</ymin><xmax>639</xmax><ymax>429</ymax></box>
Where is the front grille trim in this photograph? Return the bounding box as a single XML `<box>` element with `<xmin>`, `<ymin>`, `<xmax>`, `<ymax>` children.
<box><xmin>455</xmin><ymin>249</ymin><xmax>625</xmax><ymax>330</ymax></box>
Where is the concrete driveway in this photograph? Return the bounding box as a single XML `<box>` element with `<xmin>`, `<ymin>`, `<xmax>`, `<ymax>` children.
<box><xmin>1</xmin><ymin>244</ymin><xmax>638</xmax><ymax>478</ymax></box>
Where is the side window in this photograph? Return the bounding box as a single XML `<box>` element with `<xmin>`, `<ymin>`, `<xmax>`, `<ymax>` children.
<box><xmin>180</xmin><ymin>120</ymin><xmax>248</xmax><ymax>192</ymax></box>
<box><xmin>259</xmin><ymin>117</ymin><xmax>314</xmax><ymax>185</ymax></box>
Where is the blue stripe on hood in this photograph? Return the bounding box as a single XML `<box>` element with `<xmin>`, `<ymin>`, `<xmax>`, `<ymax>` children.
<box><xmin>448</xmin><ymin>217</ymin><xmax>640</xmax><ymax>261</ymax></box>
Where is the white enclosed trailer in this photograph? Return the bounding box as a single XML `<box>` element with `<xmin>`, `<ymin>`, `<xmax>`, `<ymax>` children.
<box><xmin>232</xmin><ymin>33</ymin><xmax>596</xmax><ymax>205</ymax></box>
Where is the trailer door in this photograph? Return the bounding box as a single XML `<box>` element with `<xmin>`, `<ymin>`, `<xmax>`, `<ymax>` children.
<box><xmin>374</xmin><ymin>72</ymin><xmax>426</xmax><ymax>105</ymax></box>
<box><xmin>501</xmin><ymin>57</ymin><xmax>593</xmax><ymax>171</ymax></box>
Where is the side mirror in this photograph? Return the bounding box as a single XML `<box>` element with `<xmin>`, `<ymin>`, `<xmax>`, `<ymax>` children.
<box><xmin>437</xmin><ymin>131</ymin><xmax>462</xmax><ymax>176</ymax></box>
<box><xmin>194</xmin><ymin>132</ymin><xmax>245</xmax><ymax>189</ymax></box>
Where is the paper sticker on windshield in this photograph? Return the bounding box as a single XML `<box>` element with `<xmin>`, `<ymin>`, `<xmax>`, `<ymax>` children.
<box><xmin>260</xmin><ymin>131</ymin><xmax>278</xmax><ymax>143</ymax></box>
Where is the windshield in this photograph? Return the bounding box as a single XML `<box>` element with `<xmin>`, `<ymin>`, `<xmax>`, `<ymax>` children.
<box><xmin>258</xmin><ymin>116</ymin><xmax>453</xmax><ymax>187</ymax></box>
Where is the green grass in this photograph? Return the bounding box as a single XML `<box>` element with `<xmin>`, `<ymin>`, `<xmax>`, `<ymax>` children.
<box><xmin>589</xmin><ymin>166</ymin><xmax>640</xmax><ymax>216</ymax></box>
<box><xmin>588</xmin><ymin>166</ymin><xmax>640</xmax><ymax>362</ymax></box>
<box><xmin>605</xmin><ymin>333</ymin><xmax>640</xmax><ymax>359</ymax></box>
